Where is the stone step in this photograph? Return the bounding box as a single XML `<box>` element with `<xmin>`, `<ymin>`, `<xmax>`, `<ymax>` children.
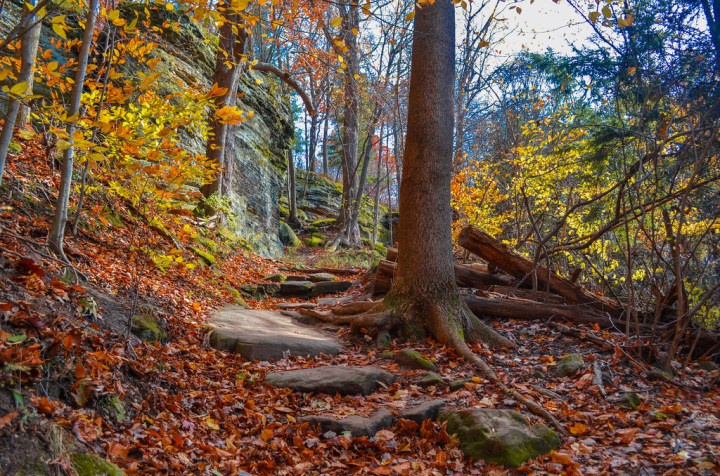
<box><xmin>208</xmin><ymin>307</ymin><xmax>340</xmax><ymax>360</ymax></box>
<box><xmin>265</xmin><ymin>365</ymin><xmax>395</xmax><ymax>395</ymax></box>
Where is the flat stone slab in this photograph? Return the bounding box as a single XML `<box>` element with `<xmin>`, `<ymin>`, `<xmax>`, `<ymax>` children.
<box><xmin>301</xmin><ymin>409</ymin><xmax>395</xmax><ymax>437</ymax></box>
<box><xmin>208</xmin><ymin>306</ymin><xmax>340</xmax><ymax>360</ymax></box>
<box><xmin>265</xmin><ymin>365</ymin><xmax>395</xmax><ymax>395</ymax></box>
<box><xmin>309</xmin><ymin>281</ymin><xmax>353</xmax><ymax>297</ymax></box>
<box><xmin>279</xmin><ymin>281</ymin><xmax>315</xmax><ymax>296</ymax></box>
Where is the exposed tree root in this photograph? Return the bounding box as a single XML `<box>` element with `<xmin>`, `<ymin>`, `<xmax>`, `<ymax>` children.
<box><xmin>325</xmin><ymin>299</ymin><xmax>568</xmax><ymax>437</ymax></box>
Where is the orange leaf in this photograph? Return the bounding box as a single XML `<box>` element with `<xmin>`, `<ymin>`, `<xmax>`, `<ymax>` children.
<box><xmin>569</xmin><ymin>422</ymin><xmax>588</xmax><ymax>435</ymax></box>
<box><xmin>0</xmin><ymin>411</ymin><xmax>18</xmax><ymax>429</ymax></box>
<box><xmin>550</xmin><ymin>450</ymin><xmax>575</xmax><ymax>465</ymax></box>
<box><xmin>261</xmin><ymin>427</ymin><xmax>274</xmax><ymax>442</ymax></box>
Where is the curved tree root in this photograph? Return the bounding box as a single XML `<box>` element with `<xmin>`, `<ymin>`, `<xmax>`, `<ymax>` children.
<box><xmin>326</xmin><ymin>300</ymin><xmax>568</xmax><ymax>437</ymax></box>
<box><xmin>447</xmin><ymin>332</ymin><xmax>569</xmax><ymax>437</ymax></box>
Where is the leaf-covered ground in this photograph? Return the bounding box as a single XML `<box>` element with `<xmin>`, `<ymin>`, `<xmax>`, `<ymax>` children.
<box><xmin>1</xmin><ymin>142</ymin><xmax>719</xmax><ymax>475</ymax></box>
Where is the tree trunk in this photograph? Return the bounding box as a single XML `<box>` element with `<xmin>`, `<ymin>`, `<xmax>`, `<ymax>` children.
<box><xmin>47</xmin><ymin>0</ymin><xmax>99</xmax><ymax>259</ymax></box>
<box><xmin>0</xmin><ymin>0</ymin><xmax>42</xmax><ymax>185</ymax></box>
<box><xmin>201</xmin><ymin>6</ymin><xmax>247</xmax><ymax>200</ymax></box>
<box><xmin>322</xmin><ymin>108</ymin><xmax>329</xmax><ymax>176</ymax></box>
<box><xmin>372</xmin><ymin>124</ymin><xmax>384</xmax><ymax>245</ymax></box>
<box><xmin>287</xmin><ymin>149</ymin><xmax>300</xmax><ymax>226</ymax></box>
<box><xmin>336</xmin><ymin>0</ymin><xmax>361</xmax><ymax>245</ymax></box>
<box><xmin>383</xmin><ymin>0</ymin><xmax>510</xmax><ymax>348</ymax></box>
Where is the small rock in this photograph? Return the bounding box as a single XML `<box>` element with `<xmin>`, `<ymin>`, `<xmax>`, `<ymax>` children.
<box><xmin>395</xmin><ymin>349</ymin><xmax>437</xmax><ymax>371</ymax></box>
<box><xmin>555</xmin><ymin>353</ymin><xmax>584</xmax><ymax>377</ymax></box>
<box><xmin>649</xmin><ymin>367</ymin><xmax>674</xmax><ymax>381</ymax></box>
<box><xmin>263</xmin><ymin>283</ymin><xmax>281</xmax><ymax>296</ymax></box>
<box><xmin>309</xmin><ymin>281</ymin><xmax>353</xmax><ymax>297</ymax></box>
<box><xmin>418</xmin><ymin>371</ymin><xmax>446</xmax><ymax>388</ymax></box>
<box><xmin>97</xmin><ymin>394</ymin><xmax>126</xmax><ymax>423</ymax></box>
<box><xmin>265</xmin><ymin>273</ymin><xmax>287</xmax><ymax>283</ymax></box>
<box><xmin>698</xmin><ymin>361</ymin><xmax>719</xmax><ymax>372</ymax></box>
<box><xmin>614</xmin><ymin>392</ymin><xmax>642</xmax><ymax>410</ymax></box>
<box><xmin>400</xmin><ymin>399</ymin><xmax>446</xmax><ymax>423</ymax></box>
<box><xmin>376</xmin><ymin>330</ymin><xmax>392</xmax><ymax>349</ymax></box>
<box><xmin>130</xmin><ymin>314</ymin><xmax>167</xmax><ymax>342</ymax></box>
<box><xmin>449</xmin><ymin>379</ymin><xmax>472</xmax><ymax>391</ymax></box>
<box><xmin>440</xmin><ymin>408</ymin><xmax>560</xmax><ymax>467</ymax></box>
<box><xmin>239</xmin><ymin>284</ymin><xmax>266</xmax><ymax>299</ymax></box>
<box><xmin>301</xmin><ymin>409</ymin><xmax>395</xmax><ymax>437</ymax></box>
<box><xmin>308</xmin><ymin>272</ymin><xmax>336</xmax><ymax>282</ymax></box>
<box><xmin>317</xmin><ymin>296</ymin><xmax>353</xmax><ymax>306</ymax></box>
<box><xmin>265</xmin><ymin>365</ymin><xmax>395</xmax><ymax>395</ymax></box>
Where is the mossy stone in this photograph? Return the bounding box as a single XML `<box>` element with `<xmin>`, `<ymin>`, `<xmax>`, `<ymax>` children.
<box><xmin>418</xmin><ymin>371</ymin><xmax>446</xmax><ymax>388</ymax></box>
<box><xmin>17</xmin><ymin>461</ymin><xmax>51</xmax><ymax>475</ymax></box>
<box><xmin>304</xmin><ymin>236</ymin><xmax>324</xmax><ymax>247</ymax></box>
<box><xmin>555</xmin><ymin>353</ymin><xmax>584</xmax><ymax>377</ymax></box>
<box><xmin>440</xmin><ymin>409</ymin><xmax>560</xmax><ymax>467</ymax></box>
<box><xmin>265</xmin><ymin>273</ymin><xmax>287</xmax><ymax>283</ymax></box>
<box><xmin>98</xmin><ymin>394</ymin><xmax>127</xmax><ymax>423</ymax></box>
<box><xmin>395</xmin><ymin>349</ymin><xmax>437</xmax><ymax>371</ymax></box>
<box><xmin>615</xmin><ymin>392</ymin><xmax>641</xmax><ymax>410</ymax></box>
<box><xmin>131</xmin><ymin>314</ymin><xmax>168</xmax><ymax>342</ymax></box>
<box><xmin>279</xmin><ymin>222</ymin><xmax>301</xmax><ymax>247</ymax></box>
<box><xmin>450</xmin><ymin>378</ymin><xmax>472</xmax><ymax>391</ymax></box>
<box><xmin>190</xmin><ymin>247</ymin><xmax>217</xmax><ymax>265</ymax></box>
<box><xmin>698</xmin><ymin>361</ymin><xmax>719</xmax><ymax>371</ymax></box>
<box><xmin>70</xmin><ymin>453</ymin><xmax>126</xmax><ymax>476</ymax></box>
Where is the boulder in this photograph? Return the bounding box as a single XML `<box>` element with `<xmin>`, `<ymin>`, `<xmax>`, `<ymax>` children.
<box><xmin>555</xmin><ymin>353</ymin><xmax>585</xmax><ymax>377</ymax></box>
<box><xmin>301</xmin><ymin>409</ymin><xmax>395</xmax><ymax>437</ymax></box>
<box><xmin>208</xmin><ymin>307</ymin><xmax>340</xmax><ymax>360</ymax></box>
<box><xmin>395</xmin><ymin>349</ymin><xmax>437</xmax><ymax>371</ymax></box>
<box><xmin>279</xmin><ymin>281</ymin><xmax>315</xmax><ymax>297</ymax></box>
<box><xmin>614</xmin><ymin>392</ymin><xmax>642</xmax><ymax>410</ymax></box>
<box><xmin>265</xmin><ymin>365</ymin><xmax>395</xmax><ymax>395</ymax></box>
<box><xmin>450</xmin><ymin>378</ymin><xmax>472</xmax><ymax>391</ymax></box>
<box><xmin>309</xmin><ymin>281</ymin><xmax>353</xmax><ymax>297</ymax></box>
<box><xmin>440</xmin><ymin>408</ymin><xmax>560</xmax><ymax>467</ymax></box>
<box><xmin>279</xmin><ymin>222</ymin><xmax>301</xmax><ymax>247</ymax></box>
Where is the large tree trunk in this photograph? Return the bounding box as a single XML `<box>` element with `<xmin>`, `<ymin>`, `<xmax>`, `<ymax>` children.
<box><xmin>47</xmin><ymin>0</ymin><xmax>99</xmax><ymax>260</ymax></box>
<box><xmin>287</xmin><ymin>149</ymin><xmax>300</xmax><ymax>226</ymax></box>
<box><xmin>383</xmin><ymin>0</ymin><xmax>510</xmax><ymax>348</ymax></box>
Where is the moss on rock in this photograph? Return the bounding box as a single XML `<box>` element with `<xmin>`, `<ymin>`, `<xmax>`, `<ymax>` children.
<box><xmin>395</xmin><ymin>349</ymin><xmax>437</xmax><ymax>371</ymax></box>
<box><xmin>98</xmin><ymin>394</ymin><xmax>127</xmax><ymax>423</ymax></box>
<box><xmin>555</xmin><ymin>353</ymin><xmax>585</xmax><ymax>377</ymax></box>
<box><xmin>440</xmin><ymin>408</ymin><xmax>560</xmax><ymax>467</ymax></box>
<box><xmin>130</xmin><ymin>314</ymin><xmax>168</xmax><ymax>342</ymax></box>
<box><xmin>70</xmin><ymin>453</ymin><xmax>126</xmax><ymax>476</ymax></box>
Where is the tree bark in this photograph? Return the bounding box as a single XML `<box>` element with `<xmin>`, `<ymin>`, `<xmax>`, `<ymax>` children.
<box><xmin>383</xmin><ymin>0</ymin><xmax>510</xmax><ymax>348</ymax></box>
<box><xmin>47</xmin><ymin>0</ymin><xmax>99</xmax><ymax>259</ymax></box>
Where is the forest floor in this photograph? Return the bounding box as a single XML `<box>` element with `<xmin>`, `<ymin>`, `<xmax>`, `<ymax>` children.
<box><xmin>1</xmin><ymin>142</ymin><xmax>719</xmax><ymax>475</ymax></box>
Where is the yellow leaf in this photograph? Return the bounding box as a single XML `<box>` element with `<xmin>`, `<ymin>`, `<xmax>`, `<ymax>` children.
<box><xmin>205</xmin><ymin>417</ymin><xmax>220</xmax><ymax>430</ymax></box>
<box><xmin>231</xmin><ymin>0</ymin><xmax>250</xmax><ymax>11</ymax></box>
<box><xmin>351</xmin><ymin>27</ymin><xmax>359</xmax><ymax>36</ymax></box>
<box><xmin>165</xmin><ymin>2</ymin><xmax>174</xmax><ymax>11</ymax></box>
<box><xmin>589</xmin><ymin>11</ymin><xmax>600</xmax><ymax>23</ymax></box>
<box><xmin>52</xmin><ymin>23</ymin><xmax>66</xmax><ymax>39</ymax></box>
<box><xmin>627</xmin><ymin>66</ymin><xmax>637</xmax><ymax>75</ymax></box>
<box><xmin>405</xmin><ymin>10</ymin><xmax>415</xmax><ymax>21</ymax></box>
<box><xmin>331</xmin><ymin>16</ymin><xmax>342</xmax><ymax>28</ymax></box>
<box><xmin>10</xmin><ymin>81</ymin><xmax>28</xmax><ymax>96</ymax></box>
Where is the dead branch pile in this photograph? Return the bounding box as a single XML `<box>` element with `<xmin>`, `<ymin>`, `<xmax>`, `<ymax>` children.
<box><xmin>369</xmin><ymin>226</ymin><xmax>720</xmax><ymax>361</ymax></box>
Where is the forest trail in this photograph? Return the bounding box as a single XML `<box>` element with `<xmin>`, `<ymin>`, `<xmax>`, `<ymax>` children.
<box><xmin>0</xmin><ymin>142</ymin><xmax>718</xmax><ymax>474</ymax></box>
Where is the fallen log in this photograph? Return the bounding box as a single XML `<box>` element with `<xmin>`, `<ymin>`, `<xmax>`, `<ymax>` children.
<box><xmin>463</xmin><ymin>294</ymin><xmax>646</xmax><ymax>332</ymax></box>
<box><xmin>488</xmin><ymin>286</ymin><xmax>566</xmax><ymax>305</ymax></box>
<box><xmin>458</xmin><ymin>226</ymin><xmax>624</xmax><ymax>316</ymax></box>
<box><xmin>372</xmin><ymin>259</ymin><xmax>514</xmax><ymax>296</ymax></box>
<box><xmin>387</xmin><ymin>247</ymin><xmax>491</xmax><ymax>273</ymax></box>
